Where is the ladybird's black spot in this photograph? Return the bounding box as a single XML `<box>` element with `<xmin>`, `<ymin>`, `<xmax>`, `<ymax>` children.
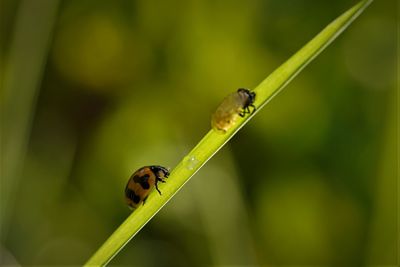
<box><xmin>133</xmin><ymin>174</ymin><xmax>151</xmax><ymax>189</ymax></box>
<box><xmin>125</xmin><ymin>186</ymin><xmax>133</xmax><ymax>197</ymax></box>
<box><xmin>140</xmin><ymin>180</ymin><xmax>150</xmax><ymax>189</ymax></box>
<box><xmin>133</xmin><ymin>174</ymin><xmax>149</xmax><ymax>183</ymax></box>
<box><xmin>133</xmin><ymin>194</ymin><xmax>140</xmax><ymax>204</ymax></box>
<box><xmin>125</xmin><ymin>188</ymin><xmax>141</xmax><ymax>204</ymax></box>
<box><xmin>125</xmin><ymin>188</ymin><xmax>133</xmax><ymax>199</ymax></box>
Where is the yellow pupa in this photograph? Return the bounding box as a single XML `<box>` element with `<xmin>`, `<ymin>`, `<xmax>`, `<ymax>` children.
<box><xmin>211</xmin><ymin>88</ymin><xmax>256</xmax><ymax>133</ymax></box>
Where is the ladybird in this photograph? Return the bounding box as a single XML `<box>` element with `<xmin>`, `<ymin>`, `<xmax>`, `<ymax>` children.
<box><xmin>125</xmin><ymin>165</ymin><xmax>169</xmax><ymax>209</ymax></box>
<box><xmin>211</xmin><ymin>88</ymin><xmax>256</xmax><ymax>133</ymax></box>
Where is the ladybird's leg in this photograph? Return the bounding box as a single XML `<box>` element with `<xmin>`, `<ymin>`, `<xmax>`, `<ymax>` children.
<box><xmin>249</xmin><ymin>104</ymin><xmax>256</xmax><ymax>114</ymax></box>
<box><xmin>240</xmin><ymin>107</ymin><xmax>249</xmax><ymax>117</ymax></box>
<box><xmin>155</xmin><ymin>182</ymin><xmax>162</xmax><ymax>195</ymax></box>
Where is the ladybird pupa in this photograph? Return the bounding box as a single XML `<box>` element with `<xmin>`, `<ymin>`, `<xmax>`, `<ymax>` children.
<box><xmin>211</xmin><ymin>88</ymin><xmax>256</xmax><ymax>133</ymax></box>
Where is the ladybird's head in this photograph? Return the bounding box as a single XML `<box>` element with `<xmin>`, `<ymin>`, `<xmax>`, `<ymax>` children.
<box><xmin>150</xmin><ymin>165</ymin><xmax>170</xmax><ymax>181</ymax></box>
<box><xmin>237</xmin><ymin>88</ymin><xmax>256</xmax><ymax>106</ymax></box>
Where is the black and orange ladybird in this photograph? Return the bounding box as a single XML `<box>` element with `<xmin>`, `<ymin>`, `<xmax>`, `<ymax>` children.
<box><xmin>125</xmin><ymin>166</ymin><xmax>169</xmax><ymax>209</ymax></box>
<box><xmin>211</xmin><ymin>88</ymin><xmax>256</xmax><ymax>133</ymax></box>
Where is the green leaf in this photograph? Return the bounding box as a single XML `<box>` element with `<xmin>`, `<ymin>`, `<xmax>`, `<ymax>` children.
<box><xmin>85</xmin><ymin>0</ymin><xmax>373</xmax><ymax>265</ymax></box>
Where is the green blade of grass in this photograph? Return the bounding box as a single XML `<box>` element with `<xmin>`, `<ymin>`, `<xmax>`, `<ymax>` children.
<box><xmin>85</xmin><ymin>0</ymin><xmax>373</xmax><ymax>265</ymax></box>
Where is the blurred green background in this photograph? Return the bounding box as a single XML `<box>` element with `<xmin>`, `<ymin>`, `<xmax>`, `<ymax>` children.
<box><xmin>1</xmin><ymin>0</ymin><xmax>397</xmax><ymax>266</ymax></box>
